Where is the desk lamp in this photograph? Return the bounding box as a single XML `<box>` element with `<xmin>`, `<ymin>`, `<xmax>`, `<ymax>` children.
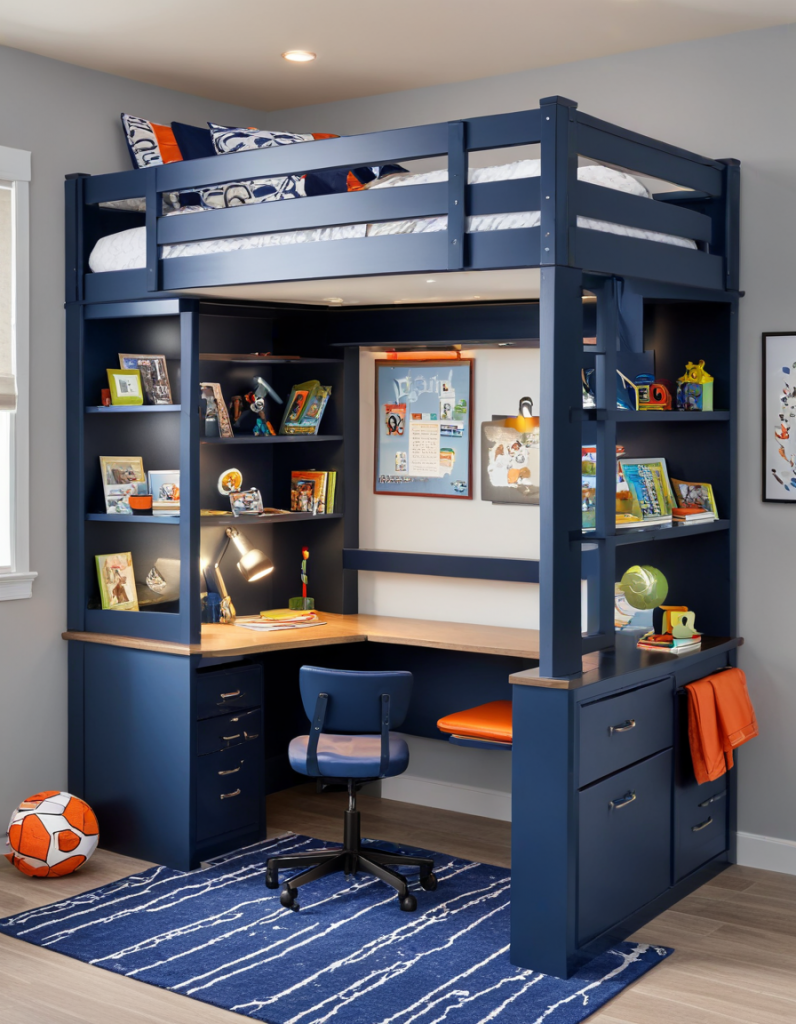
<box><xmin>211</xmin><ymin>527</ymin><xmax>273</xmax><ymax>624</ymax></box>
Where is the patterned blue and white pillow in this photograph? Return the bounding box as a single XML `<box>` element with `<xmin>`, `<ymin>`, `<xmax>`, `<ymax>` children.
<box><xmin>179</xmin><ymin>123</ymin><xmax>330</xmax><ymax>210</ymax></box>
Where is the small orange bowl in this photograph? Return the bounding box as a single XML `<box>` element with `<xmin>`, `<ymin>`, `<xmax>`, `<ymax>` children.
<box><xmin>129</xmin><ymin>494</ymin><xmax>153</xmax><ymax>513</ymax></box>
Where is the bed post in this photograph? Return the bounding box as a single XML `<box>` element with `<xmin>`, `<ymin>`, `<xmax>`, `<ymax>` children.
<box><xmin>539</xmin><ymin>97</ymin><xmax>583</xmax><ymax>678</ymax></box>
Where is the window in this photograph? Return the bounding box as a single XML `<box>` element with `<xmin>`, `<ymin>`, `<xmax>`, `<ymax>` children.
<box><xmin>0</xmin><ymin>145</ymin><xmax>35</xmax><ymax>600</ymax></box>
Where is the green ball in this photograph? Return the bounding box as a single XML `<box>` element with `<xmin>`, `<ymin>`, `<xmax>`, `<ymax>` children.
<box><xmin>619</xmin><ymin>565</ymin><xmax>668</xmax><ymax>611</ymax></box>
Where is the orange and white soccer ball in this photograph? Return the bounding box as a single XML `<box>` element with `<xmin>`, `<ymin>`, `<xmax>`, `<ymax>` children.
<box><xmin>5</xmin><ymin>791</ymin><xmax>99</xmax><ymax>877</ymax></box>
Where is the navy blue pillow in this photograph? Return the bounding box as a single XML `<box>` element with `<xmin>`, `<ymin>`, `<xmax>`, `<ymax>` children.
<box><xmin>171</xmin><ymin>122</ymin><xmax>215</xmax><ymax>161</ymax></box>
<box><xmin>304</xmin><ymin>164</ymin><xmax>407</xmax><ymax>197</ymax></box>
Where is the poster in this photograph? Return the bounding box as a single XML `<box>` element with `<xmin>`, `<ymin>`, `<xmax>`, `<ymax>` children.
<box><xmin>763</xmin><ymin>333</ymin><xmax>796</xmax><ymax>501</ymax></box>
<box><xmin>374</xmin><ymin>359</ymin><xmax>473</xmax><ymax>498</ymax></box>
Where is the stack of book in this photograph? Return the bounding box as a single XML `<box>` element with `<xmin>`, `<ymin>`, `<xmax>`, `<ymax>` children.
<box><xmin>637</xmin><ymin>632</ymin><xmax>702</xmax><ymax>654</ymax></box>
<box><xmin>290</xmin><ymin>470</ymin><xmax>337</xmax><ymax>514</ymax></box>
<box><xmin>280</xmin><ymin>380</ymin><xmax>332</xmax><ymax>435</ymax></box>
<box><xmin>672</xmin><ymin>505</ymin><xmax>716</xmax><ymax>524</ymax></box>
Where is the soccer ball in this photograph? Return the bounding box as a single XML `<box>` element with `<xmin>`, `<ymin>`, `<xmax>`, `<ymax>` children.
<box><xmin>5</xmin><ymin>791</ymin><xmax>99</xmax><ymax>877</ymax></box>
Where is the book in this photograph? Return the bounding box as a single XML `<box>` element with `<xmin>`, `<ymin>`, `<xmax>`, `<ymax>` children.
<box><xmin>290</xmin><ymin>470</ymin><xmax>328</xmax><ymax>513</ymax></box>
<box><xmin>326</xmin><ymin>471</ymin><xmax>337</xmax><ymax>514</ymax></box>
<box><xmin>280</xmin><ymin>380</ymin><xmax>332</xmax><ymax>435</ymax></box>
<box><xmin>672</xmin><ymin>506</ymin><xmax>715</xmax><ymax>523</ymax></box>
<box><xmin>618</xmin><ymin>458</ymin><xmax>675</xmax><ymax>525</ymax></box>
<box><xmin>581</xmin><ymin>445</ymin><xmax>632</xmax><ymax>531</ymax></box>
<box><xmin>671</xmin><ymin>478</ymin><xmax>719</xmax><ymax>518</ymax></box>
<box><xmin>95</xmin><ymin>551</ymin><xmax>139</xmax><ymax>611</ymax></box>
<box><xmin>637</xmin><ymin>632</ymin><xmax>702</xmax><ymax>653</ymax></box>
<box><xmin>615</xmin><ymin>513</ymin><xmax>645</xmax><ymax>529</ymax></box>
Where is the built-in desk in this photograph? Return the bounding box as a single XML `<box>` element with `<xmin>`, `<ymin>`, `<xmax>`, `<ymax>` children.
<box><xmin>64</xmin><ymin>613</ymin><xmax>542</xmax><ymax>660</ymax></box>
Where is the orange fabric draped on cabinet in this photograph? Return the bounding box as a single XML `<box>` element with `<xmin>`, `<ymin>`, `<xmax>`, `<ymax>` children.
<box><xmin>686</xmin><ymin>668</ymin><xmax>758</xmax><ymax>784</ymax></box>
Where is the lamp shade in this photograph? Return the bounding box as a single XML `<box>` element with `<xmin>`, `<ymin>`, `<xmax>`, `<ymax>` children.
<box><xmin>228</xmin><ymin>529</ymin><xmax>274</xmax><ymax>582</ymax></box>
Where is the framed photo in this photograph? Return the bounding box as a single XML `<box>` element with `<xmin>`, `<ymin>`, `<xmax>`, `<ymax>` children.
<box><xmin>148</xmin><ymin>470</ymin><xmax>180</xmax><ymax>516</ymax></box>
<box><xmin>200</xmin><ymin>382</ymin><xmax>234</xmax><ymax>438</ymax></box>
<box><xmin>107</xmin><ymin>368</ymin><xmax>144</xmax><ymax>405</ymax></box>
<box><xmin>617</xmin><ymin>457</ymin><xmax>675</xmax><ymax>523</ymax></box>
<box><xmin>119</xmin><ymin>353</ymin><xmax>173</xmax><ymax>405</ymax></box>
<box><xmin>95</xmin><ymin>551</ymin><xmax>139</xmax><ymax>611</ymax></box>
<box><xmin>374</xmin><ymin>359</ymin><xmax>473</xmax><ymax>498</ymax></box>
<box><xmin>671</xmin><ymin>478</ymin><xmax>719</xmax><ymax>517</ymax></box>
<box><xmin>763</xmin><ymin>333</ymin><xmax>796</xmax><ymax>501</ymax></box>
<box><xmin>99</xmin><ymin>456</ymin><xmax>146</xmax><ymax>513</ymax></box>
<box><xmin>229</xmin><ymin>487</ymin><xmax>264</xmax><ymax>516</ymax></box>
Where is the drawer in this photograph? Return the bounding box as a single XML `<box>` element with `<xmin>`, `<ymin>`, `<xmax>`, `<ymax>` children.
<box><xmin>579</xmin><ymin>677</ymin><xmax>673</xmax><ymax>787</ymax></box>
<box><xmin>196</xmin><ymin>746</ymin><xmax>262</xmax><ymax>841</ymax></box>
<box><xmin>578</xmin><ymin>749</ymin><xmax>672</xmax><ymax>945</ymax></box>
<box><xmin>675</xmin><ymin>782</ymin><xmax>728</xmax><ymax>881</ymax></box>
<box><xmin>195</xmin><ymin>664</ymin><xmax>262</xmax><ymax>721</ymax></box>
<box><xmin>197</xmin><ymin>708</ymin><xmax>262</xmax><ymax>755</ymax></box>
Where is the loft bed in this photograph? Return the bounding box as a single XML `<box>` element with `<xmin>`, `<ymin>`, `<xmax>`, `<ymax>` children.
<box><xmin>65</xmin><ymin>95</ymin><xmax>743</xmax><ymax>980</ymax></box>
<box><xmin>67</xmin><ymin>95</ymin><xmax>739</xmax><ymax>307</ymax></box>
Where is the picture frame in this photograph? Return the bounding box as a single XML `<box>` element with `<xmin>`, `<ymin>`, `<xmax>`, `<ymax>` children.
<box><xmin>617</xmin><ymin>457</ymin><xmax>675</xmax><ymax>523</ymax></box>
<box><xmin>229</xmin><ymin>487</ymin><xmax>264</xmax><ymax>516</ymax></box>
<box><xmin>107</xmin><ymin>368</ymin><xmax>144</xmax><ymax>405</ymax></box>
<box><xmin>374</xmin><ymin>359</ymin><xmax>473</xmax><ymax>498</ymax></box>
<box><xmin>148</xmin><ymin>470</ymin><xmax>180</xmax><ymax>516</ymax></box>
<box><xmin>95</xmin><ymin>551</ymin><xmax>139</xmax><ymax>611</ymax></box>
<box><xmin>200</xmin><ymin>382</ymin><xmax>234</xmax><ymax>438</ymax></box>
<box><xmin>762</xmin><ymin>333</ymin><xmax>796</xmax><ymax>502</ymax></box>
<box><xmin>671</xmin><ymin>478</ymin><xmax>719</xmax><ymax>518</ymax></box>
<box><xmin>99</xmin><ymin>456</ymin><xmax>146</xmax><ymax>514</ymax></box>
<box><xmin>119</xmin><ymin>353</ymin><xmax>173</xmax><ymax>405</ymax></box>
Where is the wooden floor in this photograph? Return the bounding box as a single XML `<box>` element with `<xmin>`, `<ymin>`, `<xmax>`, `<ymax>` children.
<box><xmin>1</xmin><ymin>786</ymin><xmax>795</xmax><ymax>1024</ymax></box>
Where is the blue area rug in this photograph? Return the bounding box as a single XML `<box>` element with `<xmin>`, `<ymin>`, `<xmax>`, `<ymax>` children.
<box><xmin>0</xmin><ymin>834</ymin><xmax>671</xmax><ymax>1022</ymax></box>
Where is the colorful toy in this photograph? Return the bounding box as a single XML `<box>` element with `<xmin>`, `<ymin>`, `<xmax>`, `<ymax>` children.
<box><xmin>5</xmin><ymin>790</ymin><xmax>99</xmax><ymax>877</ymax></box>
<box><xmin>635</xmin><ymin>375</ymin><xmax>673</xmax><ymax>411</ymax></box>
<box><xmin>677</xmin><ymin>360</ymin><xmax>714</xmax><ymax>411</ymax></box>
<box><xmin>245</xmin><ymin>376</ymin><xmax>283</xmax><ymax>435</ymax></box>
<box><xmin>288</xmin><ymin>546</ymin><xmax>315</xmax><ymax>611</ymax></box>
<box><xmin>619</xmin><ymin>564</ymin><xmax>669</xmax><ymax>610</ymax></box>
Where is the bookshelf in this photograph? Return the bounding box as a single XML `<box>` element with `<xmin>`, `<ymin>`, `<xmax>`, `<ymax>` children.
<box><xmin>67</xmin><ymin>299</ymin><xmax>358</xmax><ymax>645</ymax></box>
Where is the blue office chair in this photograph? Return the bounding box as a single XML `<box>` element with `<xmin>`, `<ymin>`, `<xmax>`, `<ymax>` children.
<box><xmin>265</xmin><ymin>666</ymin><xmax>437</xmax><ymax>912</ymax></box>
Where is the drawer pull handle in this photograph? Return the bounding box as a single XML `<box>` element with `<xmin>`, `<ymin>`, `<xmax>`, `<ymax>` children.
<box><xmin>222</xmin><ymin>733</ymin><xmax>241</xmax><ymax>741</ymax></box>
<box><xmin>609</xmin><ymin>719</ymin><xmax>636</xmax><ymax>735</ymax></box>
<box><xmin>692</xmin><ymin>816</ymin><xmax>714</xmax><ymax>832</ymax></box>
<box><xmin>220</xmin><ymin>689</ymin><xmax>242</xmax><ymax>700</ymax></box>
<box><xmin>609</xmin><ymin>791</ymin><xmax>637</xmax><ymax>811</ymax></box>
<box><xmin>698</xmin><ymin>792</ymin><xmax>726</xmax><ymax>808</ymax></box>
<box><xmin>220</xmin><ymin>788</ymin><xmax>241</xmax><ymax>800</ymax></box>
<box><xmin>218</xmin><ymin>764</ymin><xmax>242</xmax><ymax>776</ymax></box>
<box><xmin>243</xmin><ymin>730</ymin><xmax>259</xmax><ymax>741</ymax></box>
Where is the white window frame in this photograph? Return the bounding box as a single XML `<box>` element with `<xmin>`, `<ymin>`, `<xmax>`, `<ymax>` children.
<box><xmin>0</xmin><ymin>144</ymin><xmax>35</xmax><ymax>600</ymax></box>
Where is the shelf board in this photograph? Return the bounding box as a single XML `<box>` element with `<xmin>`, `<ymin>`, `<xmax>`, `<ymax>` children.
<box><xmin>200</xmin><ymin>434</ymin><xmax>343</xmax><ymax>445</ymax></box>
<box><xmin>85</xmin><ymin>404</ymin><xmax>181</xmax><ymax>414</ymax></box>
<box><xmin>200</xmin><ymin>512</ymin><xmax>342</xmax><ymax>526</ymax></box>
<box><xmin>199</xmin><ymin>354</ymin><xmax>343</xmax><ymax>364</ymax></box>
<box><xmin>86</xmin><ymin>513</ymin><xmax>180</xmax><ymax>524</ymax></box>
<box><xmin>583</xmin><ymin>409</ymin><xmax>729</xmax><ymax>423</ymax></box>
<box><xmin>583</xmin><ymin>519</ymin><xmax>730</xmax><ymax>546</ymax></box>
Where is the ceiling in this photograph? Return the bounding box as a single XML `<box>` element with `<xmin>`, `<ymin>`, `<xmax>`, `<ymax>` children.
<box><xmin>2</xmin><ymin>0</ymin><xmax>796</xmax><ymax>111</ymax></box>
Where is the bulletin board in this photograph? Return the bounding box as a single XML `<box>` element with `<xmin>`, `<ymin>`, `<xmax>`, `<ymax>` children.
<box><xmin>374</xmin><ymin>359</ymin><xmax>473</xmax><ymax>498</ymax></box>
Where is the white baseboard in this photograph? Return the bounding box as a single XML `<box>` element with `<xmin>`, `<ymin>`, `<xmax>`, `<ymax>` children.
<box><xmin>381</xmin><ymin>774</ymin><xmax>511</xmax><ymax>822</ymax></box>
<box><xmin>736</xmin><ymin>831</ymin><xmax>796</xmax><ymax>875</ymax></box>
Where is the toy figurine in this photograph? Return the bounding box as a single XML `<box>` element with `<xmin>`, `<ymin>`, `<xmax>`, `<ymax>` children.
<box><xmin>635</xmin><ymin>374</ymin><xmax>673</xmax><ymax>411</ymax></box>
<box><xmin>677</xmin><ymin>360</ymin><xmax>714</xmax><ymax>411</ymax></box>
<box><xmin>288</xmin><ymin>547</ymin><xmax>315</xmax><ymax>611</ymax></box>
<box><xmin>244</xmin><ymin>376</ymin><xmax>283</xmax><ymax>436</ymax></box>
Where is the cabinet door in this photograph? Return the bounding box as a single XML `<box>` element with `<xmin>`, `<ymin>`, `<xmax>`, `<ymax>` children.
<box><xmin>578</xmin><ymin>749</ymin><xmax>672</xmax><ymax>945</ymax></box>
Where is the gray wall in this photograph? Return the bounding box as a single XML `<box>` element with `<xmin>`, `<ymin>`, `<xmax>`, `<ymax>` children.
<box><xmin>0</xmin><ymin>45</ymin><xmax>271</xmax><ymax>819</ymax></box>
<box><xmin>266</xmin><ymin>24</ymin><xmax>796</xmax><ymax>847</ymax></box>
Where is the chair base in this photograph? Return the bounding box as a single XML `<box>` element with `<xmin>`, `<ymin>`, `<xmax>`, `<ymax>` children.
<box><xmin>266</xmin><ymin>803</ymin><xmax>436</xmax><ymax>912</ymax></box>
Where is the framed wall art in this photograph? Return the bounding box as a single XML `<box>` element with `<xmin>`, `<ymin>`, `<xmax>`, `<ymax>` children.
<box><xmin>374</xmin><ymin>358</ymin><xmax>473</xmax><ymax>498</ymax></box>
<box><xmin>763</xmin><ymin>333</ymin><xmax>796</xmax><ymax>502</ymax></box>
<box><xmin>119</xmin><ymin>353</ymin><xmax>173</xmax><ymax>405</ymax></box>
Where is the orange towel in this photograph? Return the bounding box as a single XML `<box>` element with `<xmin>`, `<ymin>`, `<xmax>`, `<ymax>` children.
<box><xmin>437</xmin><ymin>700</ymin><xmax>513</xmax><ymax>744</ymax></box>
<box><xmin>686</xmin><ymin>668</ymin><xmax>758</xmax><ymax>784</ymax></box>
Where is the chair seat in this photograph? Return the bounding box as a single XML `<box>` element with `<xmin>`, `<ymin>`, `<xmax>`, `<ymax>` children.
<box><xmin>436</xmin><ymin>699</ymin><xmax>513</xmax><ymax>744</ymax></box>
<box><xmin>288</xmin><ymin>733</ymin><xmax>410</xmax><ymax>778</ymax></box>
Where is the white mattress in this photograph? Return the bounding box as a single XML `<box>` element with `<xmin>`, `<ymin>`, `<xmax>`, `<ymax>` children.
<box><xmin>88</xmin><ymin>160</ymin><xmax>696</xmax><ymax>273</ymax></box>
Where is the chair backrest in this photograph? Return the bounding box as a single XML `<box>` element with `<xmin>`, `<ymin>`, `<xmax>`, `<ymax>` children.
<box><xmin>299</xmin><ymin>666</ymin><xmax>413</xmax><ymax>734</ymax></box>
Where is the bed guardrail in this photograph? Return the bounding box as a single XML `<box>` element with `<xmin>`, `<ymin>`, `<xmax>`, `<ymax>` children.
<box><xmin>70</xmin><ymin>96</ymin><xmax>739</xmax><ymax>300</ymax></box>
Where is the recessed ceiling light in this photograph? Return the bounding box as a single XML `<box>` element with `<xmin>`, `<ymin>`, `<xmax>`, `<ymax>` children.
<box><xmin>426</xmin><ymin>279</ymin><xmax>436</xmax><ymax>283</ymax></box>
<box><xmin>324</xmin><ymin>297</ymin><xmax>343</xmax><ymax>304</ymax></box>
<box><xmin>472</xmin><ymin>295</ymin><xmax>481</xmax><ymax>299</ymax></box>
<box><xmin>282</xmin><ymin>50</ymin><xmax>316</xmax><ymax>62</ymax></box>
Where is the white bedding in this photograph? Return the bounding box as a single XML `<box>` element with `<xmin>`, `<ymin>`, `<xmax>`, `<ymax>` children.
<box><xmin>88</xmin><ymin>160</ymin><xmax>696</xmax><ymax>273</ymax></box>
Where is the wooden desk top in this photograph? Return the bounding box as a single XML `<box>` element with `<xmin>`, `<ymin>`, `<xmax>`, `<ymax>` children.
<box><xmin>63</xmin><ymin>613</ymin><xmax>541</xmax><ymax>661</ymax></box>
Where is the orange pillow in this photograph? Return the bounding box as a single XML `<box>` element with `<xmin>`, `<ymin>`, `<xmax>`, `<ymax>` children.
<box><xmin>437</xmin><ymin>700</ymin><xmax>512</xmax><ymax>744</ymax></box>
<box><xmin>121</xmin><ymin>114</ymin><xmax>183</xmax><ymax>168</ymax></box>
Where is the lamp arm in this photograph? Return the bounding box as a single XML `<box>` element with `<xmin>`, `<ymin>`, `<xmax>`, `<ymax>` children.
<box><xmin>211</xmin><ymin>532</ymin><xmax>236</xmax><ymax>622</ymax></box>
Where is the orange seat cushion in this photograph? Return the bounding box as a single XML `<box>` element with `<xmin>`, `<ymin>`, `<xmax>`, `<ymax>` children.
<box><xmin>437</xmin><ymin>700</ymin><xmax>512</xmax><ymax>744</ymax></box>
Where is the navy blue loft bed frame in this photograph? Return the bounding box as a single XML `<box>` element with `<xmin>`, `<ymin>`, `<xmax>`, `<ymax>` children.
<box><xmin>65</xmin><ymin>96</ymin><xmax>742</xmax><ymax>979</ymax></box>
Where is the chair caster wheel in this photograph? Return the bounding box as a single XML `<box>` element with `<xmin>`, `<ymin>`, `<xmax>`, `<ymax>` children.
<box><xmin>420</xmin><ymin>872</ymin><xmax>438</xmax><ymax>891</ymax></box>
<box><xmin>400</xmin><ymin>893</ymin><xmax>417</xmax><ymax>912</ymax></box>
<box><xmin>265</xmin><ymin>868</ymin><xmax>279</xmax><ymax>889</ymax></box>
<box><xmin>280</xmin><ymin>886</ymin><xmax>299</xmax><ymax>910</ymax></box>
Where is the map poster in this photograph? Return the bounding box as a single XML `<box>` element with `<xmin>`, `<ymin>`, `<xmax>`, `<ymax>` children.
<box><xmin>374</xmin><ymin>359</ymin><xmax>473</xmax><ymax>498</ymax></box>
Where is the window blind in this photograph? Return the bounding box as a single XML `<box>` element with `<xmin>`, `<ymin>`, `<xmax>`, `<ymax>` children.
<box><xmin>0</xmin><ymin>185</ymin><xmax>14</xmax><ymax>412</ymax></box>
